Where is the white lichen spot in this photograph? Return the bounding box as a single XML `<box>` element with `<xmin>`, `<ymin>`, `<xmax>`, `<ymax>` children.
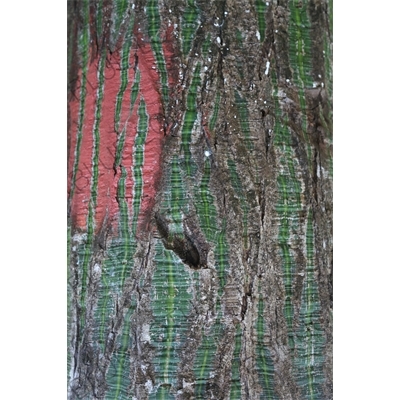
<box><xmin>205</xmin><ymin>150</ymin><xmax>211</xmax><ymax>157</ymax></box>
<box><xmin>217</xmin><ymin>36</ymin><xmax>221</xmax><ymax>44</ymax></box>
<box><xmin>266</xmin><ymin>1</ymin><xmax>269</xmax><ymax>5</ymax></box>
<box><xmin>183</xmin><ymin>379</ymin><xmax>193</xmax><ymax>388</ymax></box>
<box><xmin>256</xmin><ymin>30</ymin><xmax>261</xmax><ymax>41</ymax></box>
<box><xmin>72</xmin><ymin>233</ymin><xmax>87</xmax><ymax>244</ymax></box>
<box><xmin>132</xmin><ymin>3</ymin><xmax>135</xmax><ymax>9</ymax></box>
<box><xmin>286</xmin><ymin>78</ymin><xmax>290</xmax><ymax>83</ymax></box>
<box><xmin>245</xmin><ymin>9</ymin><xmax>250</xmax><ymax>13</ymax></box>
<box><xmin>321</xmin><ymin>82</ymin><xmax>325</xmax><ymax>88</ymax></box>
<box><xmin>141</xmin><ymin>324</ymin><xmax>150</xmax><ymax>343</ymax></box>
<box><xmin>313</xmin><ymin>82</ymin><xmax>317</xmax><ymax>88</ymax></box>
<box><xmin>145</xmin><ymin>380</ymin><xmax>153</xmax><ymax>392</ymax></box>
<box><xmin>318</xmin><ymin>74</ymin><xmax>322</xmax><ymax>78</ymax></box>
<box><xmin>93</xmin><ymin>263</ymin><xmax>101</xmax><ymax>275</ymax></box>
<box><xmin>265</xmin><ymin>61</ymin><xmax>270</xmax><ymax>75</ymax></box>
<box><xmin>204</xmin><ymin>66</ymin><xmax>208</xmax><ymax>71</ymax></box>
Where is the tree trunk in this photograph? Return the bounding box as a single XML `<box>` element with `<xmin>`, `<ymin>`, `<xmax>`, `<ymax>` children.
<box><xmin>67</xmin><ymin>0</ymin><xmax>332</xmax><ymax>399</ymax></box>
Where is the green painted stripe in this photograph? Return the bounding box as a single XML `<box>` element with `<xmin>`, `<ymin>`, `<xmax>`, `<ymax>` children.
<box><xmin>95</xmin><ymin>258</ymin><xmax>112</xmax><ymax>352</ymax></box>
<box><xmin>132</xmin><ymin>99</ymin><xmax>148</xmax><ymax>234</ymax></box>
<box><xmin>79</xmin><ymin>52</ymin><xmax>106</xmax><ymax>330</ymax></box>
<box><xmin>270</xmin><ymin>57</ymin><xmax>307</xmax><ymax>353</ymax></box>
<box><xmin>94</xmin><ymin>92</ymin><xmax>147</xmax><ymax>354</ymax></box>
<box><xmin>90</xmin><ymin>52</ymin><xmax>106</xmax><ymax>210</ymax></box>
<box><xmin>70</xmin><ymin>0</ymin><xmax>90</xmax><ymax>199</ymax></box>
<box><xmin>256</xmin><ymin>282</ymin><xmax>276</xmax><ymax>399</ymax></box>
<box><xmin>107</xmin><ymin>306</ymin><xmax>134</xmax><ymax>399</ymax></box>
<box><xmin>229</xmin><ymin>325</ymin><xmax>242</xmax><ymax>399</ymax></box>
<box><xmin>288</xmin><ymin>0</ymin><xmax>313</xmax><ymax>168</ymax></box>
<box><xmin>116</xmin><ymin>166</ymin><xmax>136</xmax><ymax>287</ymax></box>
<box><xmin>305</xmin><ymin>210</ymin><xmax>315</xmax><ymax>399</ymax></box>
<box><xmin>322</xmin><ymin>33</ymin><xmax>333</xmax><ymax>179</ymax></box>
<box><xmin>215</xmin><ymin>221</ymin><xmax>229</xmax><ymax>295</ymax></box>
<box><xmin>201</xmin><ymin>33</ymin><xmax>212</xmax><ymax>56</ymax></box>
<box><xmin>293</xmin><ymin>210</ymin><xmax>325</xmax><ymax>399</ymax></box>
<box><xmin>194</xmin><ymin>334</ymin><xmax>212</xmax><ymax>398</ymax></box>
<box><xmin>255</xmin><ymin>0</ymin><xmax>267</xmax><ymax>42</ymax></box>
<box><xmin>114</xmin><ymin>68</ymin><xmax>141</xmax><ymax>177</ymax></box>
<box><xmin>192</xmin><ymin>157</ymin><xmax>227</xmax><ymax>396</ymax></box>
<box><xmin>276</xmin><ymin>173</ymin><xmax>295</xmax><ymax>351</ymax></box>
<box><xmin>181</xmin><ymin>63</ymin><xmax>201</xmax><ymax>177</ymax></box>
<box><xmin>234</xmin><ymin>90</ymin><xmax>254</xmax><ymax>152</ymax></box>
<box><xmin>181</xmin><ymin>0</ymin><xmax>199</xmax><ymax>57</ymax></box>
<box><xmin>95</xmin><ymin>0</ymin><xmax>103</xmax><ymax>43</ymax></box>
<box><xmin>112</xmin><ymin>0</ymin><xmax>129</xmax><ymax>45</ymax></box>
<box><xmin>165</xmin><ymin>250</ymin><xmax>175</xmax><ymax>384</ymax></box>
<box><xmin>194</xmin><ymin>157</ymin><xmax>217</xmax><ymax>242</ymax></box>
<box><xmin>151</xmin><ymin>241</ymin><xmax>192</xmax><ymax>398</ymax></box>
<box><xmin>130</xmin><ymin>70</ymin><xmax>141</xmax><ymax>113</ymax></box>
<box><xmin>79</xmin><ymin>207</ymin><xmax>94</xmax><ymax>331</ymax></box>
<box><xmin>170</xmin><ymin>156</ymin><xmax>185</xmax><ymax>227</ymax></box>
<box><xmin>194</xmin><ymin>315</ymin><xmax>222</xmax><ymax>398</ymax></box>
<box><xmin>146</xmin><ymin>0</ymin><xmax>169</xmax><ymax>104</ymax></box>
<box><xmin>67</xmin><ymin>226</ymin><xmax>72</xmax><ymax>380</ymax></box>
<box><xmin>114</xmin><ymin>35</ymin><xmax>132</xmax><ymax>133</ymax></box>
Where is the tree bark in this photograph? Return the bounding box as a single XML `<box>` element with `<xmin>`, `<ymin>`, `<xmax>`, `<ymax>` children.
<box><xmin>67</xmin><ymin>0</ymin><xmax>333</xmax><ymax>399</ymax></box>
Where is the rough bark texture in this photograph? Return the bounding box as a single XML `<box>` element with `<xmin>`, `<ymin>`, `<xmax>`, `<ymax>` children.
<box><xmin>67</xmin><ymin>0</ymin><xmax>333</xmax><ymax>399</ymax></box>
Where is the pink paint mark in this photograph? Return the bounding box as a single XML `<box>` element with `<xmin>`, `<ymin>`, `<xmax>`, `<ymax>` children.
<box><xmin>120</xmin><ymin>101</ymin><xmax>138</xmax><ymax>222</ymax></box>
<box><xmin>68</xmin><ymin>28</ymin><xmax>168</xmax><ymax>236</ymax></box>
<box><xmin>94</xmin><ymin>52</ymin><xmax>121</xmax><ymax>233</ymax></box>
<box><xmin>68</xmin><ymin>54</ymin><xmax>98</xmax><ymax>230</ymax></box>
<box><xmin>118</xmin><ymin>47</ymin><xmax>139</xmax><ymax>220</ymax></box>
<box><xmin>135</xmin><ymin>29</ymin><xmax>165</xmax><ymax>232</ymax></box>
<box><xmin>118</xmin><ymin>49</ymin><xmax>136</xmax><ymax>132</ymax></box>
<box><xmin>67</xmin><ymin>74</ymin><xmax>81</xmax><ymax>197</ymax></box>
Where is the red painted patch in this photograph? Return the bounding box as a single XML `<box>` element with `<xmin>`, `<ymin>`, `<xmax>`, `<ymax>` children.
<box><xmin>67</xmin><ymin>75</ymin><xmax>81</xmax><ymax>198</ymax></box>
<box><xmin>120</xmin><ymin>102</ymin><xmax>138</xmax><ymax>222</ymax></box>
<box><xmin>94</xmin><ymin>52</ymin><xmax>121</xmax><ymax>233</ymax></box>
<box><xmin>135</xmin><ymin>29</ymin><xmax>165</xmax><ymax>232</ymax></box>
<box><xmin>120</xmin><ymin>47</ymin><xmax>140</xmax><ymax>221</ymax></box>
<box><xmin>68</xmin><ymin>54</ymin><xmax>98</xmax><ymax>230</ymax></box>
<box><xmin>68</xmin><ymin>28</ymin><xmax>167</xmax><ymax>236</ymax></box>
